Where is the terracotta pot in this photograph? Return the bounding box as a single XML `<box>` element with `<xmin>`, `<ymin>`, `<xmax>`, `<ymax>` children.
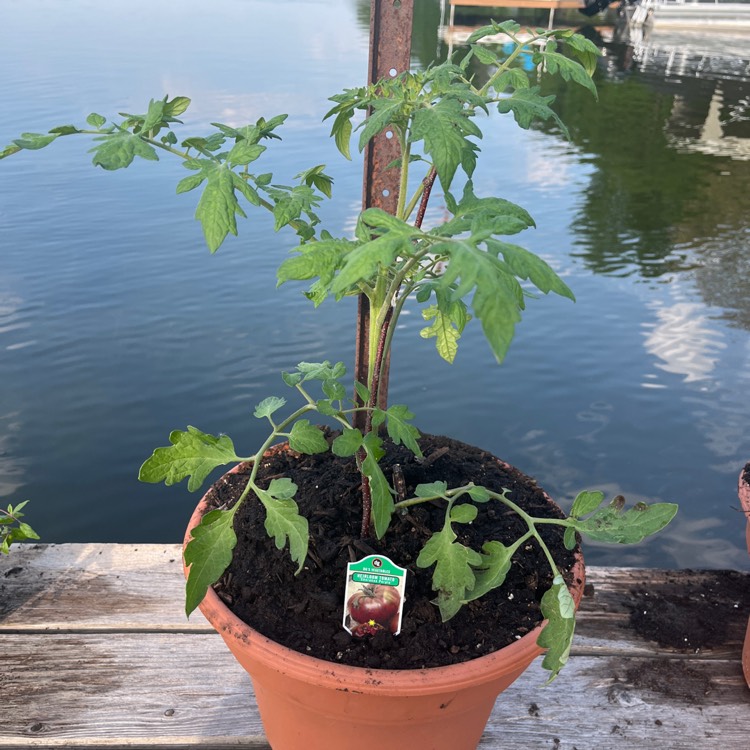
<box><xmin>184</xmin><ymin>461</ymin><xmax>586</xmax><ymax>750</ymax></box>
<box><xmin>739</xmin><ymin>463</ymin><xmax>750</xmax><ymax>686</ymax></box>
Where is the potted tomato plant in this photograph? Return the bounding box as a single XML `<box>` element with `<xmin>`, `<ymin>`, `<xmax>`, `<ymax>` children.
<box><xmin>2</xmin><ymin>19</ymin><xmax>677</xmax><ymax>749</ymax></box>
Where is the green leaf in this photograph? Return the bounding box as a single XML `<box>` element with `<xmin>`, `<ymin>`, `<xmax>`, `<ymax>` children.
<box><xmin>464</xmin><ymin>540</ymin><xmax>513</xmax><ymax>601</ymax></box>
<box><xmin>450</xmin><ymin>504</ymin><xmax>478</xmax><ymax>524</ymax></box>
<box><xmin>138</xmin><ymin>426</ymin><xmax>240</xmax><ymax>492</ymax></box>
<box><xmin>538</xmin><ymin>576</ymin><xmax>576</xmax><ymax>681</ymax></box>
<box><xmin>140</xmin><ymin>98</ymin><xmax>167</xmax><ymax>134</ymax></box>
<box><xmin>333</xmin><ymin>428</ymin><xmax>364</xmax><ymax>457</ymax></box>
<box><xmin>488</xmin><ymin>241</ymin><xmax>575</xmax><ymax>301</ymax></box>
<box><xmin>467</xmin><ymin>485</ymin><xmax>491</xmax><ymax>503</ymax></box>
<box><xmin>330</xmin><ymin>233</ymin><xmax>408</xmax><ymax>296</ymax></box>
<box><xmin>410</xmin><ymin>98</ymin><xmax>480</xmax><ymax>192</ymax></box>
<box><xmin>497</xmin><ymin>87</ymin><xmax>568</xmax><ymax>137</ymax></box>
<box><xmin>570</xmin><ymin>490</ymin><xmax>605</xmax><ymax>518</ymax></box>
<box><xmin>49</xmin><ymin>125</ymin><xmax>81</xmax><ymax>136</ymax></box>
<box><xmin>570</xmin><ymin>501</ymin><xmax>678</xmax><ymax>544</ymax></box>
<box><xmin>415</xmin><ymin>481</ymin><xmax>448</xmax><ymax>498</ymax></box>
<box><xmin>288</xmin><ymin>420</ymin><xmax>329</xmax><ymax>454</ymax></box>
<box><xmin>538</xmin><ymin>50</ymin><xmax>597</xmax><ymax>98</ymax></box>
<box><xmin>266</xmin><ymin>477</ymin><xmax>298</xmax><ymax>500</ymax></box>
<box><xmin>176</xmin><ymin>173</ymin><xmax>205</xmax><ymax>194</ymax></box>
<box><xmin>194</xmin><ymin>162</ymin><xmax>246</xmax><ymax>252</ymax></box>
<box><xmin>416</xmin><ymin>524</ymin><xmax>482</xmax><ymax>621</ymax></box>
<box><xmin>330</xmin><ymin>110</ymin><xmax>353</xmax><ymax>160</ymax></box>
<box><xmin>277</xmin><ymin>238</ymin><xmax>352</xmax><ymax>288</ymax></box>
<box><xmin>383</xmin><ymin>404</ymin><xmax>422</xmax><ymax>457</ymax></box>
<box><xmin>87</xmin><ymin>113</ymin><xmax>107</xmax><ymax>128</ymax></box>
<box><xmin>184</xmin><ymin>507</ymin><xmax>238</xmax><ymax>616</ymax></box>
<box><xmin>13</xmin><ymin>132</ymin><xmax>59</xmax><ymax>150</ymax></box>
<box><xmin>316</xmin><ymin>399</ymin><xmax>337</xmax><ymax>416</ymax></box>
<box><xmin>254</xmin><ymin>486</ymin><xmax>309</xmax><ymax>574</ymax></box>
<box><xmin>439</xmin><ymin>239</ymin><xmax>523</xmax><ymax>363</ymax></box>
<box><xmin>164</xmin><ymin>96</ymin><xmax>191</xmax><ymax>118</ymax></box>
<box><xmin>361</xmin><ymin>432</ymin><xmax>393</xmax><ymax>539</ymax></box>
<box><xmin>563</xmin><ymin>526</ymin><xmax>577</xmax><ymax>551</ymax></box>
<box><xmin>89</xmin><ymin>130</ymin><xmax>159</xmax><ymax>171</ymax></box>
<box><xmin>228</xmin><ymin>141</ymin><xmax>265</xmax><ymax>167</ymax></box>
<box><xmin>358</xmin><ymin>98</ymin><xmax>404</xmax><ymax>152</ymax></box>
<box><xmin>253</xmin><ymin>396</ymin><xmax>286</xmax><ymax>420</ymax></box>
<box><xmin>420</xmin><ymin>296</ymin><xmax>470</xmax><ymax>364</ymax></box>
<box><xmin>354</xmin><ymin>381</ymin><xmax>371</xmax><ymax>405</ymax></box>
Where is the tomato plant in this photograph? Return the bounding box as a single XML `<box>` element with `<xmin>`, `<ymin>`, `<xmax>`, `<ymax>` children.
<box><xmin>347</xmin><ymin>585</ymin><xmax>400</xmax><ymax>627</ymax></box>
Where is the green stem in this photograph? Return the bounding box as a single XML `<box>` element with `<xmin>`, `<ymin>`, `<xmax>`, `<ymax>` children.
<box><xmin>479</xmin><ymin>33</ymin><xmax>543</xmax><ymax>96</ymax></box>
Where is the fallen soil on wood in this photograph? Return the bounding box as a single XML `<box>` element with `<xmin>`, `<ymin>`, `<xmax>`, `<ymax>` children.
<box><xmin>202</xmin><ymin>432</ymin><xmax>580</xmax><ymax>669</ymax></box>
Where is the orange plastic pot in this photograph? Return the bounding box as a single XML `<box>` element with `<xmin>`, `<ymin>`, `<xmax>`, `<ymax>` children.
<box><xmin>184</xmin><ymin>462</ymin><xmax>585</xmax><ymax>750</ymax></box>
<box><xmin>739</xmin><ymin>463</ymin><xmax>750</xmax><ymax>686</ymax></box>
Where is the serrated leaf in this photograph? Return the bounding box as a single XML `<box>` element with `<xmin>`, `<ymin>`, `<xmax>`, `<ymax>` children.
<box><xmin>256</xmin><ymin>489</ymin><xmax>309</xmax><ymax>573</ymax></box>
<box><xmin>232</xmin><ymin>173</ymin><xmax>261</xmax><ymax>206</ymax></box>
<box><xmin>228</xmin><ymin>140</ymin><xmax>265</xmax><ymax>167</ymax></box>
<box><xmin>330</xmin><ymin>233</ymin><xmax>408</xmax><ymax>296</ymax></box>
<box><xmin>140</xmin><ymin>98</ymin><xmax>167</xmax><ymax>134</ymax></box>
<box><xmin>471</xmin><ymin>44</ymin><xmax>498</xmax><ymax>65</ymax></box>
<box><xmin>354</xmin><ymin>431</ymin><xmax>392</xmax><ymax>538</ymax></box>
<box><xmin>539</xmin><ymin>50</ymin><xmax>597</xmax><ymax>98</ymax></box>
<box><xmin>384</xmin><ymin>404</ymin><xmax>422</xmax><ymax>457</ymax></box>
<box><xmin>288</xmin><ymin>420</ymin><xmax>329</xmax><ymax>455</ymax></box>
<box><xmin>176</xmin><ymin>173</ymin><xmax>205</xmax><ymax>194</ymax></box>
<box><xmin>330</xmin><ymin>110</ymin><xmax>353</xmax><ymax>160</ymax></box>
<box><xmin>322</xmin><ymin>378</ymin><xmax>346</xmax><ymax>401</ymax></box>
<box><xmin>570</xmin><ymin>501</ymin><xmax>678</xmax><ymax>544</ymax></box>
<box><xmin>490</xmin><ymin>68</ymin><xmax>531</xmax><ymax>94</ymax></box>
<box><xmin>538</xmin><ymin>576</ymin><xmax>577</xmax><ymax>681</ymax></box>
<box><xmin>410</xmin><ymin>98</ymin><xmax>480</xmax><ymax>193</ymax></box>
<box><xmin>277</xmin><ymin>239</ymin><xmax>351</xmax><ymax>287</ymax></box>
<box><xmin>89</xmin><ymin>130</ymin><xmax>159</xmax><ymax>171</ymax></box>
<box><xmin>488</xmin><ymin>241</ymin><xmax>575</xmax><ymax>301</ymax></box>
<box><xmin>497</xmin><ymin>87</ymin><xmax>568</xmax><ymax>138</ymax></box>
<box><xmin>184</xmin><ymin>507</ymin><xmax>238</xmax><ymax>616</ymax></box>
<box><xmin>138</xmin><ymin>426</ymin><xmax>240</xmax><ymax>492</ymax></box>
<box><xmin>416</xmin><ymin>524</ymin><xmax>483</xmax><ymax>621</ymax></box>
<box><xmin>450</xmin><ymin>504</ymin><xmax>478</xmax><ymax>524</ymax></box>
<box><xmin>420</xmin><ymin>299</ymin><xmax>468</xmax><ymax>364</ymax></box>
<box><xmin>332</xmin><ymin>427</ymin><xmax>364</xmax><ymax>457</ymax></box>
<box><xmin>253</xmin><ymin>396</ymin><xmax>286</xmax><ymax>419</ymax></box>
<box><xmin>282</xmin><ymin>371</ymin><xmax>303</xmax><ymax>387</ymax></box>
<box><xmin>570</xmin><ymin>489</ymin><xmax>605</xmax><ymax>517</ymax></box>
<box><xmin>316</xmin><ymin>398</ymin><xmax>337</xmax><ymax>416</ymax></box>
<box><xmin>358</xmin><ymin>98</ymin><xmax>404</xmax><ymax>153</ymax></box>
<box><xmin>354</xmin><ymin>381</ymin><xmax>371</xmax><ymax>405</ymax></box>
<box><xmin>194</xmin><ymin>162</ymin><xmax>246</xmax><ymax>252</ymax></box>
<box><xmin>464</xmin><ymin>540</ymin><xmax>513</xmax><ymax>601</ymax></box>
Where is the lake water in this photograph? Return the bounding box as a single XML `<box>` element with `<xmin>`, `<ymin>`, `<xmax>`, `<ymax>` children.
<box><xmin>2</xmin><ymin>0</ymin><xmax>749</xmax><ymax>569</ymax></box>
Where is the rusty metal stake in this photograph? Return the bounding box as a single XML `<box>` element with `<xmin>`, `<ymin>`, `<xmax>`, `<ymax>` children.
<box><xmin>353</xmin><ymin>0</ymin><xmax>414</xmax><ymax>431</ymax></box>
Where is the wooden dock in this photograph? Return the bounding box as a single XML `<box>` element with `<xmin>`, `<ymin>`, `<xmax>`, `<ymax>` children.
<box><xmin>1</xmin><ymin>544</ymin><xmax>748</xmax><ymax>748</ymax></box>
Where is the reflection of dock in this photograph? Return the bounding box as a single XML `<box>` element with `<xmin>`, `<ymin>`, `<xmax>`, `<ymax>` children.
<box><xmin>447</xmin><ymin>0</ymin><xmax>584</xmax><ymax>29</ymax></box>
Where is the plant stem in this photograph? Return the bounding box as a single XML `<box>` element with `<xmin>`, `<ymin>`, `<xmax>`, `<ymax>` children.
<box><xmin>414</xmin><ymin>167</ymin><xmax>437</xmax><ymax>229</ymax></box>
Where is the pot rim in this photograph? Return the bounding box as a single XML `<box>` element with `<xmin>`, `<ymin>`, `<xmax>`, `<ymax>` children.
<box><xmin>183</xmin><ymin>458</ymin><xmax>586</xmax><ymax>696</ymax></box>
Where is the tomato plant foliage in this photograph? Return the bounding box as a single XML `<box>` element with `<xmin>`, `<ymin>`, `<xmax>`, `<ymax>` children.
<box><xmin>2</xmin><ymin>22</ymin><xmax>678</xmax><ymax>680</ymax></box>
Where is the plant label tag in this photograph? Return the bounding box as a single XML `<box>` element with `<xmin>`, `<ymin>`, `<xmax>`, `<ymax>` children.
<box><xmin>343</xmin><ymin>554</ymin><xmax>407</xmax><ymax>637</ymax></box>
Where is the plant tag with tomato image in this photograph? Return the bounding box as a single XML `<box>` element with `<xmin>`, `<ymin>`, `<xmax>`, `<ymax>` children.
<box><xmin>343</xmin><ymin>555</ymin><xmax>406</xmax><ymax>637</ymax></box>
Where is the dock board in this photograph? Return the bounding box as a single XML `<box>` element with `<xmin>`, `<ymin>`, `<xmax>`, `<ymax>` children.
<box><xmin>1</xmin><ymin>544</ymin><xmax>748</xmax><ymax>748</ymax></box>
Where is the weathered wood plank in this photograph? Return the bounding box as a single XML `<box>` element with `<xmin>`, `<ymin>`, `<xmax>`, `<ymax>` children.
<box><xmin>1</xmin><ymin>545</ymin><xmax>749</xmax><ymax>748</ymax></box>
<box><xmin>1</xmin><ymin>632</ymin><xmax>747</xmax><ymax>749</ymax></box>
<box><xmin>2</xmin><ymin>546</ymin><xmax>747</xmax><ymax>662</ymax></box>
<box><xmin>0</xmin><ymin>544</ymin><xmax>212</xmax><ymax>632</ymax></box>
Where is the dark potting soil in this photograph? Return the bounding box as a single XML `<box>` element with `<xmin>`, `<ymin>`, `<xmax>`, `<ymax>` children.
<box><xmin>204</xmin><ymin>432</ymin><xmax>580</xmax><ymax>670</ymax></box>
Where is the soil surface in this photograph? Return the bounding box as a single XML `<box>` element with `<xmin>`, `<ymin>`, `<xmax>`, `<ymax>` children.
<box><xmin>629</xmin><ymin>570</ymin><xmax>750</xmax><ymax>651</ymax></box>
<box><xmin>201</xmin><ymin>432</ymin><xmax>580</xmax><ymax>670</ymax></box>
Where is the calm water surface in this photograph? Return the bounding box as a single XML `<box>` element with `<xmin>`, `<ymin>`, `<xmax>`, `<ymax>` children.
<box><xmin>2</xmin><ymin>0</ymin><xmax>749</xmax><ymax>568</ymax></box>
